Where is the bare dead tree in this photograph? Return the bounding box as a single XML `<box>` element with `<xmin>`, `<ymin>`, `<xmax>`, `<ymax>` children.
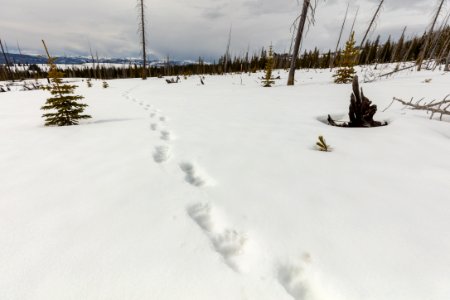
<box><xmin>0</xmin><ymin>39</ymin><xmax>13</xmax><ymax>81</ymax></box>
<box><xmin>445</xmin><ymin>45</ymin><xmax>450</xmax><ymax>71</ymax></box>
<box><xmin>138</xmin><ymin>0</ymin><xmax>148</xmax><ymax>79</ymax></box>
<box><xmin>385</xmin><ymin>95</ymin><xmax>450</xmax><ymax>120</ymax></box>
<box><xmin>96</xmin><ymin>51</ymin><xmax>102</xmax><ymax>79</ymax></box>
<box><xmin>287</xmin><ymin>26</ymin><xmax>297</xmax><ymax>69</ymax></box>
<box><xmin>390</xmin><ymin>26</ymin><xmax>407</xmax><ymax>63</ymax></box>
<box><xmin>359</xmin><ymin>0</ymin><xmax>385</xmax><ymax>49</ymax></box>
<box><xmin>287</xmin><ymin>0</ymin><xmax>311</xmax><ymax>86</ymax></box>
<box><xmin>417</xmin><ymin>0</ymin><xmax>446</xmax><ymax>71</ymax></box>
<box><xmin>330</xmin><ymin>1</ymin><xmax>350</xmax><ymax>70</ymax></box>
<box><xmin>428</xmin><ymin>10</ymin><xmax>450</xmax><ymax>69</ymax></box>
<box><xmin>16</xmin><ymin>41</ymin><xmax>22</xmax><ymax>56</ymax></box>
<box><xmin>224</xmin><ymin>24</ymin><xmax>232</xmax><ymax>74</ymax></box>
<box><xmin>348</xmin><ymin>6</ymin><xmax>359</xmax><ymax>40</ymax></box>
<box><xmin>433</xmin><ymin>36</ymin><xmax>450</xmax><ymax>71</ymax></box>
<box><xmin>88</xmin><ymin>41</ymin><xmax>97</xmax><ymax>80</ymax></box>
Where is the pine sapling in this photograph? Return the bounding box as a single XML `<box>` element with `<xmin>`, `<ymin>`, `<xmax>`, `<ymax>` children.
<box><xmin>334</xmin><ymin>32</ymin><xmax>358</xmax><ymax>84</ymax></box>
<box><xmin>86</xmin><ymin>78</ymin><xmax>93</xmax><ymax>88</ymax></box>
<box><xmin>102</xmin><ymin>81</ymin><xmax>109</xmax><ymax>88</ymax></box>
<box><xmin>41</xmin><ymin>40</ymin><xmax>91</xmax><ymax>126</ymax></box>
<box><xmin>316</xmin><ymin>136</ymin><xmax>331</xmax><ymax>152</ymax></box>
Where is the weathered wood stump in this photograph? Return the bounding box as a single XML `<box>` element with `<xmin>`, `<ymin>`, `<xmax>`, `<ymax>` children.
<box><xmin>328</xmin><ymin>75</ymin><xmax>387</xmax><ymax>128</ymax></box>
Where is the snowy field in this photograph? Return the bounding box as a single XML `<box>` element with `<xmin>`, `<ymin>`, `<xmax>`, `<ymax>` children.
<box><xmin>0</xmin><ymin>67</ymin><xmax>449</xmax><ymax>300</ymax></box>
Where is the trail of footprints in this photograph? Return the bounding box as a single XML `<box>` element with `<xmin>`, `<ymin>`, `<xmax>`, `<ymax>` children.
<box><xmin>122</xmin><ymin>89</ymin><xmax>321</xmax><ymax>300</ymax></box>
<box><xmin>122</xmin><ymin>91</ymin><xmax>210</xmax><ymax>187</ymax></box>
<box><xmin>187</xmin><ymin>202</ymin><xmax>248</xmax><ymax>273</ymax></box>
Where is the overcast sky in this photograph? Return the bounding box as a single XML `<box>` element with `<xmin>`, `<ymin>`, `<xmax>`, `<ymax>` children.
<box><xmin>0</xmin><ymin>0</ymin><xmax>446</xmax><ymax>60</ymax></box>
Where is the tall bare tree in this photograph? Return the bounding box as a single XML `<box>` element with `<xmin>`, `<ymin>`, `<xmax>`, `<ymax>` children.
<box><xmin>330</xmin><ymin>1</ymin><xmax>350</xmax><ymax>69</ymax></box>
<box><xmin>138</xmin><ymin>0</ymin><xmax>148</xmax><ymax>79</ymax></box>
<box><xmin>287</xmin><ymin>0</ymin><xmax>311</xmax><ymax>86</ymax></box>
<box><xmin>88</xmin><ymin>41</ymin><xmax>98</xmax><ymax>80</ymax></box>
<box><xmin>445</xmin><ymin>47</ymin><xmax>450</xmax><ymax>71</ymax></box>
<box><xmin>0</xmin><ymin>39</ymin><xmax>13</xmax><ymax>81</ymax></box>
<box><xmin>417</xmin><ymin>0</ymin><xmax>446</xmax><ymax>71</ymax></box>
<box><xmin>426</xmin><ymin>6</ymin><xmax>450</xmax><ymax>70</ymax></box>
<box><xmin>390</xmin><ymin>26</ymin><xmax>407</xmax><ymax>63</ymax></box>
<box><xmin>224</xmin><ymin>24</ymin><xmax>232</xmax><ymax>74</ymax></box>
<box><xmin>348</xmin><ymin>6</ymin><xmax>359</xmax><ymax>40</ymax></box>
<box><xmin>359</xmin><ymin>0</ymin><xmax>385</xmax><ymax>49</ymax></box>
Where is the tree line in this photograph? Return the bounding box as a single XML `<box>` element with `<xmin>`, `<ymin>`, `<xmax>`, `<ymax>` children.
<box><xmin>1</xmin><ymin>25</ymin><xmax>450</xmax><ymax>82</ymax></box>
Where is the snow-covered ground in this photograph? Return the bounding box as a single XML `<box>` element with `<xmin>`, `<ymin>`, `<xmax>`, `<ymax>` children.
<box><xmin>0</xmin><ymin>67</ymin><xmax>449</xmax><ymax>300</ymax></box>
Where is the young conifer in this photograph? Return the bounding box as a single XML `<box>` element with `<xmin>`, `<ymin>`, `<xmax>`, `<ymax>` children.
<box><xmin>316</xmin><ymin>135</ymin><xmax>331</xmax><ymax>152</ymax></box>
<box><xmin>334</xmin><ymin>32</ymin><xmax>358</xmax><ymax>84</ymax></box>
<box><xmin>41</xmin><ymin>41</ymin><xmax>91</xmax><ymax>126</ymax></box>
<box><xmin>102</xmin><ymin>81</ymin><xmax>109</xmax><ymax>88</ymax></box>
<box><xmin>262</xmin><ymin>45</ymin><xmax>275</xmax><ymax>87</ymax></box>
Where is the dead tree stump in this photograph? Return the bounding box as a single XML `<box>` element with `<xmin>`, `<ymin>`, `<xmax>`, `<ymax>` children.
<box><xmin>328</xmin><ymin>75</ymin><xmax>387</xmax><ymax>127</ymax></box>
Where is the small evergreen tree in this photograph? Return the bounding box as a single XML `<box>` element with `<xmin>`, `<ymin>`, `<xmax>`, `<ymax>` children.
<box><xmin>102</xmin><ymin>81</ymin><xmax>109</xmax><ymax>88</ymax></box>
<box><xmin>41</xmin><ymin>43</ymin><xmax>91</xmax><ymax>126</ymax></box>
<box><xmin>86</xmin><ymin>78</ymin><xmax>93</xmax><ymax>87</ymax></box>
<box><xmin>262</xmin><ymin>45</ymin><xmax>275</xmax><ymax>87</ymax></box>
<box><xmin>316</xmin><ymin>136</ymin><xmax>331</xmax><ymax>152</ymax></box>
<box><xmin>334</xmin><ymin>32</ymin><xmax>358</xmax><ymax>84</ymax></box>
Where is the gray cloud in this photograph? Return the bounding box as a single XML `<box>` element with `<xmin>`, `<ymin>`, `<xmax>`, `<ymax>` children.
<box><xmin>0</xmin><ymin>0</ymin><xmax>446</xmax><ymax>60</ymax></box>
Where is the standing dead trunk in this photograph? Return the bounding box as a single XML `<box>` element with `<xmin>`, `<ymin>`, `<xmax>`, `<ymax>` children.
<box><xmin>427</xmin><ymin>11</ymin><xmax>450</xmax><ymax>69</ymax></box>
<box><xmin>445</xmin><ymin>48</ymin><xmax>450</xmax><ymax>71</ymax></box>
<box><xmin>390</xmin><ymin>26</ymin><xmax>407</xmax><ymax>63</ymax></box>
<box><xmin>0</xmin><ymin>39</ymin><xmax>13</xmax><ymax>81</ymax></box>
<box><xmin>138</xmin><ymin>0</ymin><xmax>147</xmax><ymax>80</ymax></box>
<box><xmin>223</xmin><ymin>25</ymin><xmax>232</xmax><ymax>74</ymax></box>
<box><xmin>433</xmin><ymin>36</ymin><xmax>450</xmax><ymax>71</ymax></box>
<box><xmin>287</xmin><ymin>0</ymin><xmax>310</xmax><ymax>86</ymax></box>
<box><xmin>359</xmin><ymin>0</ymin><xmax>385</xmax><ymax>49</ymax></box>
<box><xmin>417</xmin><ymin>0</ymin><xmax>445</xmax><ymax>71</ymax></box>
<box><xmin>330</xmin><ymin>1</ymin><xmax>350</xmax><ymax>70</ymax></box>
<box><xmin>348</xmin><ymin>6</ymin><xmax>359</xmax><ymax>41</ymax></box>
<box><xmin>88</xmin><ymin>43</ymin><xmax>97</xmax><ymax>80</ymax></box>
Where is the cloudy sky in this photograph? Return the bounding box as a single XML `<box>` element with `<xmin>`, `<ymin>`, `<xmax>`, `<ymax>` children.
<box><xmin>0</xmin><ymin>0</ymin><xmax>446</xmax><ymax>60</ymax></box>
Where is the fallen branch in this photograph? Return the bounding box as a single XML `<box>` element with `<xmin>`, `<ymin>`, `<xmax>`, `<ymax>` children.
<box><xmin>386</xmin><ymin>95</ymin><xmax>450</xmax><ymax>120</ymax></box>
<box><xmin>378</xmin><ymin>64</ymin><xmax>415</xmax><ymax>78</ymax></box>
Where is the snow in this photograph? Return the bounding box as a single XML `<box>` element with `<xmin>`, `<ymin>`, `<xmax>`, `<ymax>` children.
<box><xmin>0</xmin><ymin>66</ymin><xmax>449</xmax><ymax>300</ymax></box>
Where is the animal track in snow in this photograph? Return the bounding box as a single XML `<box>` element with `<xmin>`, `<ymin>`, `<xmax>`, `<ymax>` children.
<box><xmin>150</xmin><ymin>123</ymin><xmax>158</xmax><ymax>131</ymax></box>
<box><xmin>187</xmin><ymin>203</ymin><xmax>247</xmax><ymax>272</ymax></box>
<box><xmin>160</xmin><ymin>130</ymin><xmax>172</xmax><ymax>141</ymax></box>
<box><xmin>159</xmin><ymin>116</ymin><xmax>167</xmax><ymax>122</ymax></box>
<box><xmin>277</xmin><ymin>256</ymin><xmax>317</xmax><ymax>300</ymax></box>
<box><xmin>212</xmin><ymin>229</ymin><xmax>247</xmax><ymax>271</ymax></box>
<box><xmin>152</xmin><ymin>145</ymin><xmax>171</xmax><ymax>163</ymax></box>
<box><xmin>187</xmin><ymin>203</ymin><xmax>214</xmax><ymax>232</ymax></box>
<box><xmin>150</xmin><ymin>112</ymin><xmax>156</xmax><ymax>118</ymax></box>
<box><xmin>179</xmin><ymin>162</ymin><xmax>210</xmax><ymax>187</ymax></box>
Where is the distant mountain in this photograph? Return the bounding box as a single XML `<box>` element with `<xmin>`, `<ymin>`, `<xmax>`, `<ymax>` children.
<box><xmin>0</xmin><ymin>53</ymin><xmax>198</xmax><ymax>66</ymax></box>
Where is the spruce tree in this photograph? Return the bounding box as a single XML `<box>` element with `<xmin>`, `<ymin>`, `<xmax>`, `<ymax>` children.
<box><xmin>334</xmin><ymin>32</ymin><xmax>358</xmax><ymax>84</ymax></box>
<box><xmin>41</xmin><ymin>41</ymin><xmax>91</xmax><ymax>126</ymax></box>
